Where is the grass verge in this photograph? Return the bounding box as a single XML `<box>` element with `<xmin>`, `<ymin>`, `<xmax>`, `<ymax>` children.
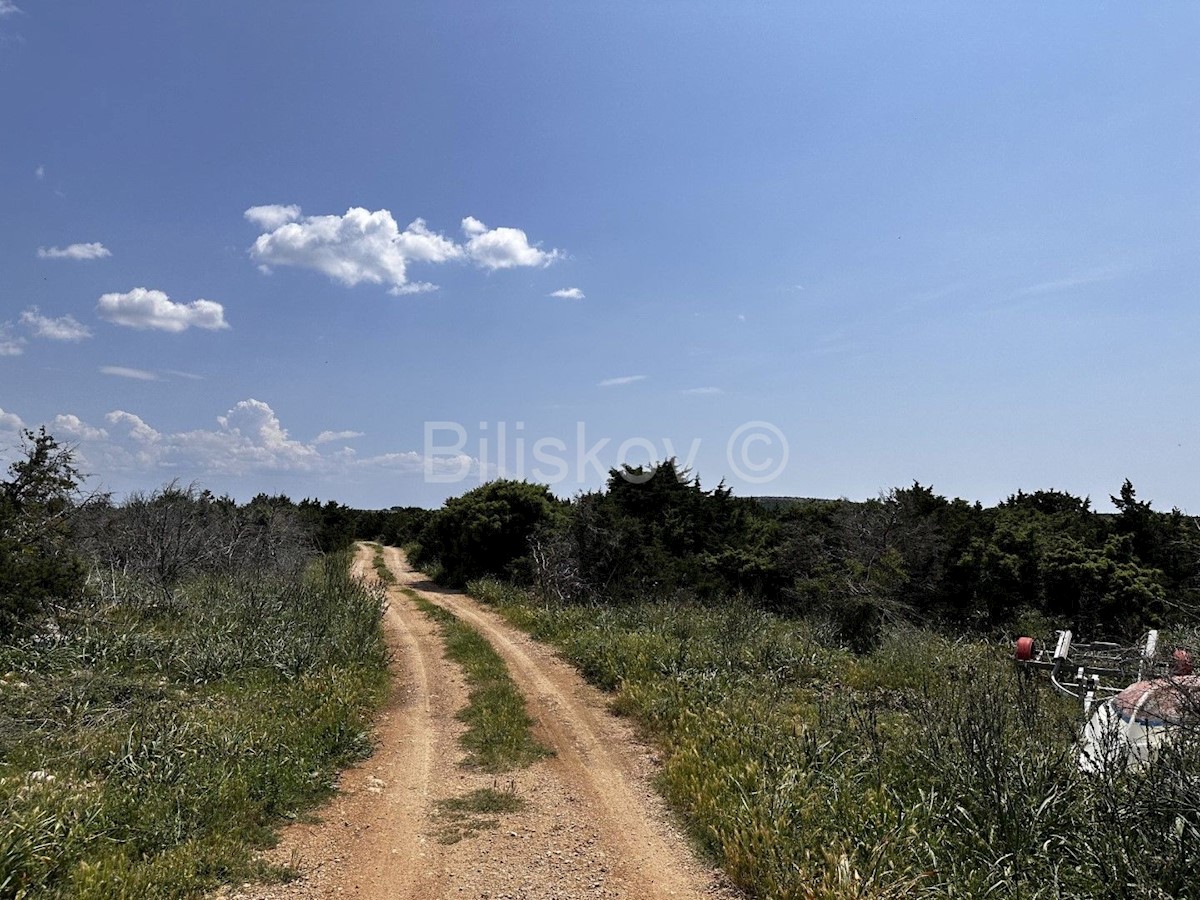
<box><xmin>0</xmin><ymin>553</ymin><xmax>388</xmax><ymax>899</ymax></box>
<box><xmin>370</xmin><ymin>544</ymin><xmax>397</xmax><ymax>586</ymax></box>
<box><xmin>465</xmin><ymin>577</ymin><xmax>1200</xmax><ymax>900</ymax></box>
<box><xmin>406</xmin><ymin>588</ymin><xmax>549</xmax><ymax>773</ymax></box>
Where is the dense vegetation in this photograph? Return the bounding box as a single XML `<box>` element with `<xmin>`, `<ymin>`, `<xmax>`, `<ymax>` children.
<box><xmin>469</xmin><ymin>579</ymin><xmax>1200</xmax><ymax>899</ymax></box>
<box><xmin>408</xmin><ymin>461</ymin><xmax>1199</xmax><ymax>648</ymax></box>
<box><xmin>409</xmin><ymin>462</ymin><xmax>1200</xmax><ymax>898</ymax></box>
<box><xmin>5</xmin><ymin>424</ymin><xmax>1198</xmax><ymax>898</ymax></box>
<box><xmin>0</xmin><ymin>432</ymin><xmax>388</xmax><ymax>899</ymax></box>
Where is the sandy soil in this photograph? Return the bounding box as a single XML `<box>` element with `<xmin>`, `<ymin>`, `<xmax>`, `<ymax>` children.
<box><xmin>228</xmin><ymin>544</ymin><xmax>739</xmax><ymax>900</ymax></box>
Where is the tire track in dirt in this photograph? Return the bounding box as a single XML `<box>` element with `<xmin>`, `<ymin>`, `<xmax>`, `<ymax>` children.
<box><xmin>231</xmin><ymin>545</ymin><xmax>737</xmax><ymax>900</ymax></box>
<box><xmin>384</xmin><ymin>546</ymin><xmax>739</xmax><ymax>900</ymax></box>
<box><xmin>231</xmin><ymin>544</ymin><xmax>468</xmax><ymax>900</ymax></box>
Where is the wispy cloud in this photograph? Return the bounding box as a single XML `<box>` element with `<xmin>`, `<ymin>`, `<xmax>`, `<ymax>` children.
<box><xmin>20</xmin><ymin>307</ymin><xmax>92</xmax><ymax>341</ymax></box>
<box><xmin>598</xmin><ymin>374</ymin><xmax>646</xmax><ymax>387</ymax></box>
<box><xmin>0</xmin><ymin>323</ymin><xmax>26</xmax><ymax>356</ymax></box>
<box><xmin>97</xmin><ymin>288</ymin><xmax>229</xmax><ymax>333</ymax></box>
<box><xmin>37</xmin><ymin>242</ymin><xmax>111</xmax><ymax>261</ymax></box>
<box><xmin>1014</xmin><ymin>267</ymin><xmax>1122</xmax><ymax>298</ymax></box>
<box><xmin>549</xmin><ymin>287</ymin><xmax>585</xmax><ymax>300</ymax></box>
<box><xmin>101</xmin><ymin>366</ymin><xmax>159</xmax><ymax>381</ymax></box>
<box><xmin>247</xmin><ymin>205</ymin><xmax>562</xmax><ymax>294</ymax></box>
<box><xmin>681</xmin><ymin>386</ymin><xmax>723</xmax><ymax>396</ymax></box>
<box><xmin>314</xmin><ymin>429</ymin><xmax>365</xmax><ymax>444</ymax></box>
<box><xmin>34</xmin><ymin>164</ymin><xmax>44</xmax><ymax>180</ymax></box>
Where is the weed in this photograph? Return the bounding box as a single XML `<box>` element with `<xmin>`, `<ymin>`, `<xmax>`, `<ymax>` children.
<box><xmin>464</xmin><ymin>576</ymin><xmax>1200</xmax><ymax>899</ymax></box>
<box><xmin>0</xmin><ymin>551</ymin><xmax>388</xmax><ymax>899</ymax></box>
<box><xmin>409</xmin><ymin>594</ymin><xmax>549</xmax><ymax>773</ymax></box>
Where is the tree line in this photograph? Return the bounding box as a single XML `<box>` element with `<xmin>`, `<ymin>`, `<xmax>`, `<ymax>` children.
<box><xmin>4</xmin><ymin>425</ymin><xmax>1195</xmax><ymax>648</ymax></box>
<box><xmin>405</xmin><ymin>461</ymin><xmax>1200</xmax><ymax>648</ymax></box>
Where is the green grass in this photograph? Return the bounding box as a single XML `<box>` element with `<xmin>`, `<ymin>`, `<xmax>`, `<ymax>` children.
<box><xmin>0</xmin><ymin>553</ymin><xmax>389</xmax><ymax>899</ymax></box>
<box><xmin>466</xmin><ymin>577</ymin><xmax>1200</xmax><ymax>900</ymax></box>
<box><xmin>370</xmin><ymin>544</ymin><xmax>397</xmax><ymax>586</ymax></box>
<box><xmin>407</xmin><ymin>589</ymin><xmax>548</xmax><ymax>773</ymax></box>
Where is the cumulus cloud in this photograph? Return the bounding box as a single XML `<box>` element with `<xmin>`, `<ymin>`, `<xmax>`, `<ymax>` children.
<box><xmin>94</xmin><ymin>400</ymin><xmax>480</xmax><ymax>479</ymax></box>
<box><xmin>243</xmin><ymin>204</ymin><xmax>302</xmax><ymax>230</ymax></box>
<box><xmin>598</xmin><ymin>375</ymin><xmax>646</xmax><ymax>387</ymax></box>
<box><xmin>246</xmin><ymin>205</ymin><xmax>562</xmax><ymax>293</ymax></box>
<box><xmin>102</xmin><ymin>400</ymin><xmax>319</xmax><ymax>475</ymax></box>
<box><xmin>462</xmin><ymin>217</ymin><xmax>562</xmax><ymax>270</ymax></box>
<box><xmin>97</xmin><ymin>288</ymin><xmax>229</xmax><ymax>333</ymax></box>
<box><xmin>37</xmin><ymin>242</ymin><xmax>111</xmax><ymax>261</ymax></box>
<box><xmin>20</xmin><ymin>307</ymin><xmax>92</xmax><ymax>341</ymax></box>
<box><xmin>101</xmin><ymin>365</ymin><xmax>159</xmax><ymax>381</ymax></box>
<box><xmin>314</xmin><ymin>430</ymin><xmax>365</xmax><ymax>444</ymax></box>
<box><xmin>249</xmin><ymin>207</ymin><xmax>462</xmax><ymax>292</ymax></box>
<box><xmin>0</xmin><ymin>400</ymin><xmax>482</xmax><ymax>490</ymax></box>
<box><xmin>549</xmin><ymin>287</ymin><xmax>585</xmax><ymax>300</ymax></box>
<box><xmin>104</xmin><ymin>410</ymin><xmax>160</xmax><ymax>444</ymax></box>
<box><xmin>53</xmin><ymin>414</ymin><xmax>107</xmax><ymax>441</ymax></box>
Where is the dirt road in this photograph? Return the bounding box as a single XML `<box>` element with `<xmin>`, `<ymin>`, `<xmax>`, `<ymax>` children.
<box><xmin>232</xmin><ymin>544</ymin><xmax>737</xmax><ymax>900</ymax></box>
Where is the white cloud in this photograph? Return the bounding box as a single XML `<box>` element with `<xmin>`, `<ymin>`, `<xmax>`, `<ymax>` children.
<box><xmin>34</xmin><ymin>164</ymin><xmax>44</xmax><ymax>180</ymax></box>
<box><xmin>101</xmin><ymin>365</ymin><xmax>159</xmax><ymax>381</ymax></box>
<box><xmin>246</xmin><ymin>205</ymin><xmax>563</xmax><ymax>292</ymax></box>
<box><xmin>0</xmin><ymin>400</ymin><xmax>480</xmax><ymax>489</ymax></box>
<box><xmin>681</xmin><ymin>387</ymin><xmax>724</xmax><ymax>396</ymax></box>
<box><xmin>102</xmin><ymin>400</ymin><xmax>319</xmax><ymax>475</ymax></box>
<box><xmin>550</xmin><ymin>287</ymin><xmax>585</xmax><ymax>300</ymax></box>
<box><xmin>164</xmin><ymin>369</ymin><xmax>203</xmax><ymax>381</ymax></box>
<box><xmin>314</xmin><ymin>430</ymin><xmax>365</xmax><ymax>444</ymax></box>
<box><xmin>462</xmin><ymin>217</ymin><xmax>562</xmax><ymax>270</ymax></box>
<box><xmin>598</xmin><ymin>375</ymin><xmax>646</xmax><ymax>387</ymax></box>
<box><xmin>0</xmin><ymin>323</ymin><xmax>25</xmax><ymax>356</ymax></box>
<box><xmin>20</xmin><ymin>307</ymin><xmax>92</xmax><ymax>341</ymax></box>
<box><xmin>249</xmin><ymin>207</ymin><xmax>462</xmax><ymax>292</ymax></box>
<box><xmin>0</xmin><ymin>1</ymin><xmax>18</xmax><ymax>15</ymax></box>
<box><xmin>105</xmin><ymin>410</ymin><xmax>161</xmax><ymax>444</ymax></box>
<box><xmin>390</xmin><ymin>281</ymin><xmax>439</xmax><ymax>296</ymax></box>
<box><xmin>37</xmin><ymin>242</ymin><xmax>111</xmax><ymax>261</ymax></box>
<box><xmin>97</xmin><ymin>288</ymin><xmax>229</xmax><ymax>333</ymax></box>
<box><xmin>53</xmin><ymin>414</ymin><xmax>107</xmax><ymax>441</ymax></box>
<box><xmin>243</xmin><ymin>204</ymin><xmax>302</xmax><ymax>230</ymax></box>
<box><xmin>362</xmin><ymin>450</ymin><xmax>482</xmax><ymax>479</ymax></box>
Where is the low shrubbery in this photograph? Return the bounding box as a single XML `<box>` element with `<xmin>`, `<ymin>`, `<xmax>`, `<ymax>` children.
<box><xmin>0</xmin><ymin>549</ymin><xmax>387</xmax><ymax>899</ymax></box>
<box><xmin>468</xmin><ymin>578</ymin><xmax>1200</xmax><ymax>899</ymax></box>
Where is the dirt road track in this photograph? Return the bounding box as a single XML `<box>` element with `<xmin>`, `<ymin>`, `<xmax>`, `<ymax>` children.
<box><xmin>230</xmin><ymin>544</ymin><xmax>738</xmax><ymax>900</ymax></box>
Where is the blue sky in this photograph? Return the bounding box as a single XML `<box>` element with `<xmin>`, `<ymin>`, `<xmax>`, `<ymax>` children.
<box><xmin>2</xmin><ymin>2</ymin><xmax>1198</xmax><ymax>510</ymax></box>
